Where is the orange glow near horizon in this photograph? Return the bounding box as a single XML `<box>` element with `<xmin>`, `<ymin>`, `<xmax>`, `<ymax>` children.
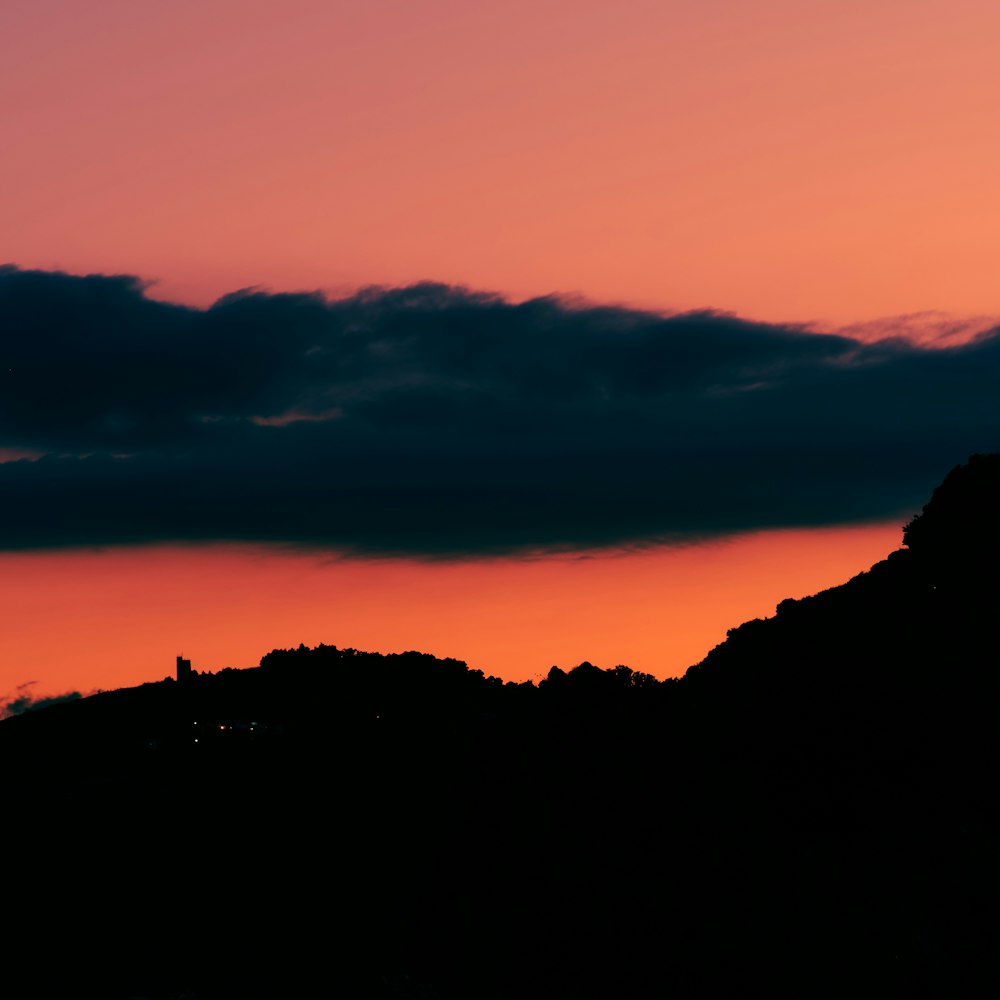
<box><xmin>1</xmin><ymin>521</ymin><xmax>902</xmax><ymax>705</ymax></box>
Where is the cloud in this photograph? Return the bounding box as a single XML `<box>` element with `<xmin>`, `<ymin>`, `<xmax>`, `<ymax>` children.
<box><xmin>0</xmin><ymin>682</ymin><xmax>83</xmax><ymax>719</ymax></box>
<box><xmin>828</xmin><ymin>311</ymin><xmax>1000</xmax><ymax>349</ymax></box>
<box><xmin>1</xmin><ymin>263</ymin><xmax>999</xmax><ymax>556</ymax></box>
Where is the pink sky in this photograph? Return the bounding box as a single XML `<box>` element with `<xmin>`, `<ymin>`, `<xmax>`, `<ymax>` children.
<box><xmin>1</xmin><ymin>0</ymin><xmax>992</xmax><ymax>702</ymax></box>
<box><xmin>6</xmin><ymin>0</ymin><xmax>1000</xmax><ymax>325</ymax></box>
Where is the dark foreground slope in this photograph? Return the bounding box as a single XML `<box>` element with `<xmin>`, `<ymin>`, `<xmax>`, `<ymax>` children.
<box><xmin>5</xmin><ymin>455</ymin><xmax>1000</xmax><ymax>998</ymax></box>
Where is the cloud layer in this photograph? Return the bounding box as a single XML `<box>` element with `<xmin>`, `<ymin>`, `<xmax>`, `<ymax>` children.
<box><xmin>2</xmin><ymin>264</ymin><xmax>998</xmax><ymax>556</ymax></box>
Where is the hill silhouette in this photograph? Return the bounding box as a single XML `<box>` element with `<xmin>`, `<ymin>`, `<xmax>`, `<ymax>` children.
<box><xmin>5</xmin><ymin>455</ymin><xmax>1000</xmax><ymax>997</ymax></box>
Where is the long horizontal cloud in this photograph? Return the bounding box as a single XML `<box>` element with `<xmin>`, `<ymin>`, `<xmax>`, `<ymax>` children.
<box><xmin>1</xmin><ymin>263</ymin><xmax>998</xmax><ymax>555</ymax></box>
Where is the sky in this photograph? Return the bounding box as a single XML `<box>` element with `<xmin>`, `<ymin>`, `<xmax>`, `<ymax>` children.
<box><xmin>3</xmin><ymin>0</ymin><xmax>1000</xmax><ymax>710</ymax></box>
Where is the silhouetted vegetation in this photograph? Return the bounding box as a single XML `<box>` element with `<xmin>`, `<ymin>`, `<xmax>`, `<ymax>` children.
<box><xmin>6</xmin><ymin>455</ymin><xmax>1000</xmax><ymax>997</ymax></box>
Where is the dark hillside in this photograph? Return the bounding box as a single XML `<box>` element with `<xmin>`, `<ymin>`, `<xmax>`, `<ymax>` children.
<box><xmin>5</xmin><ymin>455</ymin><xmax>1000</xmax><ymax>998</ymax></box>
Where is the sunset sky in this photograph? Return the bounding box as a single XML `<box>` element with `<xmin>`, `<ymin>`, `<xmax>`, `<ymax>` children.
<box><xmin>4</xmin><ymin>0</ymin><xmax>1000</xmax><ymax>710</ymax></box>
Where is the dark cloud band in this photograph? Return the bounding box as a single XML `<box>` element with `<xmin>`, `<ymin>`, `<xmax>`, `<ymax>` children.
<box><xmin>1</xmin><ymin>264</ymin><xmax>997</xmax><ymax>555</ymax></box>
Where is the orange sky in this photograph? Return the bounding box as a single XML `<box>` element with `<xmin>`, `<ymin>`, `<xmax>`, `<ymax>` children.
<box><xmin>0</xmin><ymin>1</ymin><xmax>992</xmax><ymax>703</ymax></box>
<box><xmin>1</xmin><ymin>522</ymin><xmax>902</xmax><ymax>701</ymax></box>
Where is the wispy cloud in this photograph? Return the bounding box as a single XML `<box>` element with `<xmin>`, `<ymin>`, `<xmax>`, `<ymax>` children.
<box><xmin>0</xmin><ymin>681</ymin><xmax>84</xmax><ymax>719</ymax></box>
